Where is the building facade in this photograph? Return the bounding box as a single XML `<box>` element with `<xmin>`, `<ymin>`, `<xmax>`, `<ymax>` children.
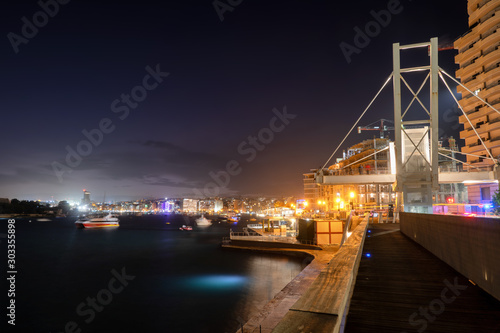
<box><xmin>303</xmin><ymin>171</ymin><xmax>319</xmax><ymax>205</ymax></box>
<box><xmin>82</xmin><ymin>190</ymin><xmax>91</xmax><ymax>205</ymax></box>
<box><xmin>455</xmin><ymin>0</ymin><xmax>500</xmax><ymax>203</ymax></box>
<box><xmin>304</xmin><ymin>138</ymin><xmax>467</xmax><ymax>213</ymax></box>
<box><xmin>182</xmin><ymin>199</ymin><xmax>198</xmax><ymax>213</ymax></box>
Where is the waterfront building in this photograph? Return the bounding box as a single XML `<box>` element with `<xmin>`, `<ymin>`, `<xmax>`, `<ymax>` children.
<box><xmin>198</xmin><ymin>199</ymin><xmax>215</xmax><ymax>212</ymax></box>
<box><xmin>322</xmin><ymin>138</ymin><xmax>396</xmax><ymax>212</ymax></box>
<box><xmin>182</xmin><ymin>198</ymin><xmax>198</xmax><ymax>213</ymax></box>
<box><xmin>304</xmin><ymin>138</ymin><xmax>466</xmax><ymax>213</ymax></box>
<box><xmin>82</xmin><ymin>189</ymin><xmax>91</xmax><ymax>205</ymax></box>
<box><xmin>455</xmin><ymin>0</ymin><xmax>500</xmax><ymax>203</ymax></box>
<box><xmin>303</xmin><ymin>171</ymin><xmax>319</xmax><ymax>206</ymax></box>
<box><xmin>214</xmin><ymin>199</ymin><xmax>223</xmax><ymax>212</ymax></box>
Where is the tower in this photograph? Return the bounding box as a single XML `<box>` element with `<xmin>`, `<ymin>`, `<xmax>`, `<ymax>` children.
<box><xmin>82</xmin><ymin>189</ymin><xmax>91</xmax><ymax>205</ymax></box>
<box><xmin>393</xmin><ymin>38</ymin><xmax>440</xmax><ymax>213</ymax></box>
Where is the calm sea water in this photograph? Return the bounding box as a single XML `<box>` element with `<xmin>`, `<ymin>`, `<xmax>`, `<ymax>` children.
<box><xmin>2</xmin><ymin>215</ymin><xmax>306</xmax><ymax>333</ymax></box>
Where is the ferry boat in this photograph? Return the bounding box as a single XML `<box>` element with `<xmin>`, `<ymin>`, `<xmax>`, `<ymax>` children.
<box><xmin>75</xmin><ymin>214</ymin><xmax>120</xmax><ymax>229</ymax></box>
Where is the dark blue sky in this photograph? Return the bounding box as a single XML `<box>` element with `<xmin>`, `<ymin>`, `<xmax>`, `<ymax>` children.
<box><xmin>0</xmin><ymin>0</ymin><xmax>468</xmax><ymax>202</ymax></box>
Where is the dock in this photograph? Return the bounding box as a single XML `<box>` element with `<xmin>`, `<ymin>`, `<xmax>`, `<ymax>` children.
<box><xmin>228</xmin><ymin>217</ymin><xmax>500</xmax><ymax>333</ymax></box>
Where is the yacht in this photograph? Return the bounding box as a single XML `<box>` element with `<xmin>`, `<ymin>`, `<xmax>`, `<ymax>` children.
<box><xmin>75</xmin><ymin>214</ymin><xmax>120</xmax><ymax>229</ymax></box>
<box><xmin>195</xmin><ymin>215</ymin><xmax>211</xmax><ymax>227</ymax></box>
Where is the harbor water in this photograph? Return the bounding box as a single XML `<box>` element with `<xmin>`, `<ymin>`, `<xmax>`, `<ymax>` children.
<box><xmin>2</xmin><ymin>215</ymin><xmax>306</xmax><ymax>333</ymax></box>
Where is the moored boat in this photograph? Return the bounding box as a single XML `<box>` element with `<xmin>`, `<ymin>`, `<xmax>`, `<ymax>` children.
<box><xmin>195</xmin><ymin>215</ymin><xmax>211</xmax><ymax>227</ymax></box>
<box><xmin>75</xmin><ymin>214</ymin><xmax>120</xmax><ymax>229</ymax></box>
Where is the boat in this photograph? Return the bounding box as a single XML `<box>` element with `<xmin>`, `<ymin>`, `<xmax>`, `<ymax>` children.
<box><xmin>195</xmin><ymin>215</ymin><xmax>211</xmax><ymax>227</ymax></box>
<box><xmin>75</xmin><ymin>214</ymin><xmax>120</xmax><ymax>229</ymax></box>
<box><xmin>179</xmin><ymin>225</ymin><xmax>192</xmax><ymax>231</ymax></box>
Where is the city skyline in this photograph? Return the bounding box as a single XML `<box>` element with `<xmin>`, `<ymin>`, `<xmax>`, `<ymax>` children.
<box><xmin>1</xmin><ymin>0</ymin><xmax>468</xmax><ymax>202</ymax></box>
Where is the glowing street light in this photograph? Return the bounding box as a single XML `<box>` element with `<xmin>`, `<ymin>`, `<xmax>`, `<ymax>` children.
<box><xmin>349</xmin><ymin>192</ymin><xmax>355</xmax><ymax>210</ymax></box>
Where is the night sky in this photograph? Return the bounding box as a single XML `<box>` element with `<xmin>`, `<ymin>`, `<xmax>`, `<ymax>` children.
<box><xmin>0</xmin><ymin>0</ymin><xmax>468</xmax><ymax>202</ymax></box>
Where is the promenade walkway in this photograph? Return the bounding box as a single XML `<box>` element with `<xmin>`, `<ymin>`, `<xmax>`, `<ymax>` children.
<box><xmin>345</xmin><ymin>223</ymin><xmax>500</xmax><ymax>333</ymax></box>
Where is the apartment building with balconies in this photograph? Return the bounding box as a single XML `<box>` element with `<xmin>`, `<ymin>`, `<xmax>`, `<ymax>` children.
<box><xmin>455</xmin><ymin>0</ymin><xmax>500</xmax><ymax>203</ymax></box>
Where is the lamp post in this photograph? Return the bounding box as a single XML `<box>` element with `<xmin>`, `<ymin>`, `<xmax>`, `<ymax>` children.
<box><xmin>349</xmin><ymin>191</ymin><xmax>355</xmax><ymax>211</ymax></box>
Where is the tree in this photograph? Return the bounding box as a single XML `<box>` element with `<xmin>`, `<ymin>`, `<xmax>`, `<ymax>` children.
<box><xmin>492</xmin><ymin>190</ymin><xmax>500</xmax><ymax>215</ymax></box>
<box><xmin>58</xmin><ymin>200</ymin><xmax>71</xmax><ymax>215</ymax></box>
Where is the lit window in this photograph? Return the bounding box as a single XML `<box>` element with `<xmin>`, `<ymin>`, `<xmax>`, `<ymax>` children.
<box><xmin>474</xmin><ymin>88</ymin><xmax>481</xmax><ymax>95</ymax></box>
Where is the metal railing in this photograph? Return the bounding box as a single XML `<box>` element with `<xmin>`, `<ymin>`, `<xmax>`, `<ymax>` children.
<box><xmin>229</xmin><ymin>230</ymin><xmax>312</xmax><ymax>244</ymax></box>
<box><xmin>230</xmin><ymin>234</ymin><xmax>305</xmax><ymax>244</ymax></box>
<box><xmin>328</xmin><ymin>167</ymin><xmax>391</xmax><ymax>176</ymax></box>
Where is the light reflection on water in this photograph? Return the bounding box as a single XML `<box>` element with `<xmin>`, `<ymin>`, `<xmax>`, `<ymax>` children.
<box><xmin>183</xmin><ymin>275</ymin><xmax>249</xmax><ymax>291</ymax></box>
<box><xmin>10</xmin><ymin>215</ymin><xmax>305</xmax><ymax>333</ymax></box>
<box><xmin>229</xmin><ymin>255</ymin><xmax>305</xmax><ymax>326</ymax></box>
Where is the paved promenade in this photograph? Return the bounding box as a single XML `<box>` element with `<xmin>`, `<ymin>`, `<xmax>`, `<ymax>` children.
<box><xmin>345</xmin><ymin>224</ymin><xmax>500</xmax><ymax>333</ymax></box>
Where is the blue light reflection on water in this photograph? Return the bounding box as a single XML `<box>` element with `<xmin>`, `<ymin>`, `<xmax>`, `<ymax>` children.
<box><xmin>184</xmin><ymin>275</ymin><xmax>248</xmax><ymax>291</ymax></box>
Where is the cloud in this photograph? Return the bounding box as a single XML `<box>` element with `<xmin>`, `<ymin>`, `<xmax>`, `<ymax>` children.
<box><xmin>43</xmin><ymin>140</ymin><xmax>228</xmax><ymax>189</ymax></box>
<box><xmin>138</xmin><ymin>140</ymin><xmax>223</xmax><ymax>167</ymax></box>
<box><xmin>1</xmin><ymin>139</ymin><xmax>239</xmax><ymax>199</ymax></box>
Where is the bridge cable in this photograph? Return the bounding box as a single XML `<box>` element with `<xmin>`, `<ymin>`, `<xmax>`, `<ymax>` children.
<box><xmin>319</xmin><ymin>73</ymin><xmax>394</xmax><ymax>172</ymax></box>
<box><xmin>438</xmin><ymin>152</ymin><xmax>480</xmax><ymax>170</ymax></box>
<box><xmin>440</xmin><ymin>68</ymin><xmax>500</xmax><ymax>117</ymax></box>
<box><xmin>439</xmin><ymin>147</ymin><xmax>497</xmax><ymax>162</ymax></box>
<box><xmin>439</xmin><ymin>71</ymin><xmax>496</xmax><ymax>162</ymax></box>
<box><xmin>340</xmin><ymin>147</ymin><xmax>389</xmax><ymax>170</ymax></box>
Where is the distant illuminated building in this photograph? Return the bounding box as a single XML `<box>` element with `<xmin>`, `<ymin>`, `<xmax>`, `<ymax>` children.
<box><xmin>182</xmin><ymin>199</ymin><xmax>198</xmax><ymax>213</ymax></box>
<box><xmin>214</xmin><ymin>200</ymin><xmax>223</xmax><ymax>212</ymax></box>
<box><xmin>303</xmin><ymin>172</ymin><xmax>319</xmax><ymax>205</ymax></box>
<box><xmin>454</xmin><ymin>0</ymin><xmax>500</xmax><ymax>203</ymax></box>
<box><xmin>82</xmin><ymin>189</ymin><xmax>91</xmax><ymax>205</ymax></box>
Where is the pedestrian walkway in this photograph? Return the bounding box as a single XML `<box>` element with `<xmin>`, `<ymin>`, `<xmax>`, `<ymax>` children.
<box><xmin>345</xmin><ymin>224</ymin><xmax>500</xmax><ymax>333</ymax></box>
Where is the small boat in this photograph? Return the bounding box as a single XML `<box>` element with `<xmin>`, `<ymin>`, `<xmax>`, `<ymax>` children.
<box><xmin>195</xmin><ymin>215</ymin><xmax>211</xmax><ymax>227</ymax></box>
<box><xmin>75</xmin><ymin>214</ymin><xmax>120</xmax><ymax>229</ymax></box>
<box><xmin>179</xmin><ymin>225</ymin><xmax>192</xmax><ymax>231</ymax></box>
